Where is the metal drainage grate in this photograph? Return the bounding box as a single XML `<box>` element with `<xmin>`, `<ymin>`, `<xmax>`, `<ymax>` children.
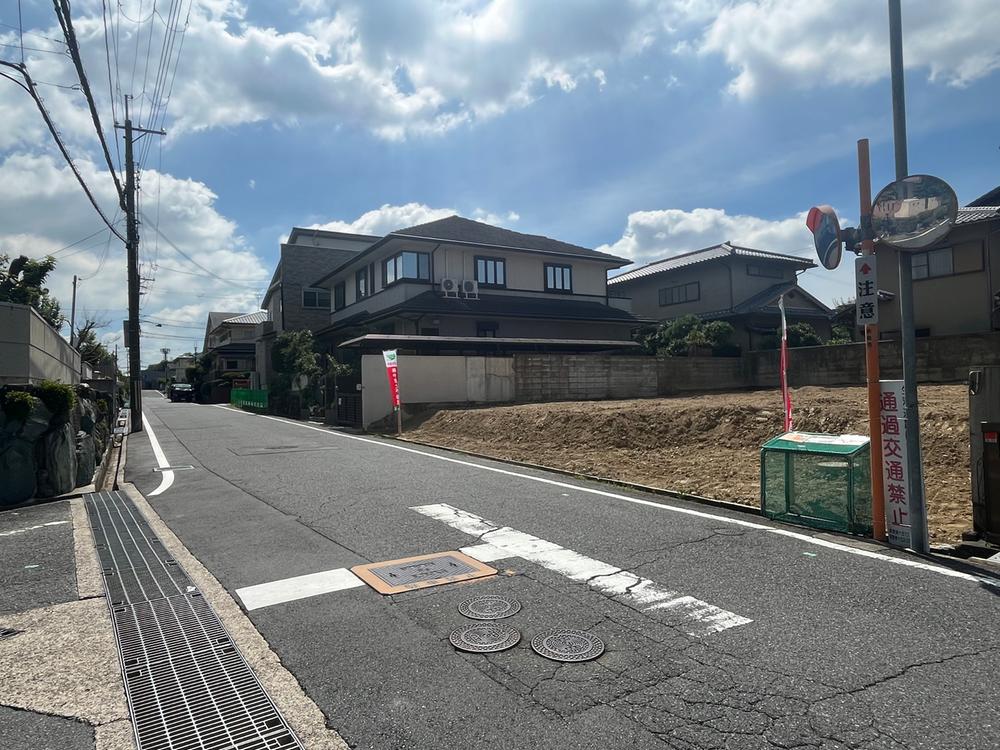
<box><xmin>85</xmin><ymin>491</ymin><xmax>303</xmax><ymax>750</ymax></box>
<box><xmin>530</xmin><ymin>629</ymin><xmax>605</xmax><ymax>663</ymax></box>
<box><xmin>351</xmin><ymin>551</ymin><xmax>496</xmax><ymax>595</ymax></box>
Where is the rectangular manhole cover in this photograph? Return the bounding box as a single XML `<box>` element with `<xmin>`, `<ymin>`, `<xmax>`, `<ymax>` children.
<box><xmin>351</xmin><ymin>551</ymin><xmax>496</xmax><ymax>595</ymax></box>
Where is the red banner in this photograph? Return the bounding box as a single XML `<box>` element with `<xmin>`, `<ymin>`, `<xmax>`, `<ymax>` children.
<box><xmin>383</xmin><ymin>350</ymin><xmax>400</xmax><ymax>408</ymax></box>
<box><xmin>778</xmin><ymin>295</ymin><xmax>793</xmax><ymax>432</ymax></box>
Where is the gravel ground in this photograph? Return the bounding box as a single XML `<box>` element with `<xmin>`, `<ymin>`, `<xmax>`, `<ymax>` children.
<box><xmin>404</xmin><ymin>384</ymin><xmax>972</xmax><ymax>544</ymax></box>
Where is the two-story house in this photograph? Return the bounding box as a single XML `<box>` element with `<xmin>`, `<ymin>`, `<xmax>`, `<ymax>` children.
<box><xmin>309</xmin><ymin>216</ymin><xmax>639</xmax><ymax>346</ymax></box>
<box><xmin>608</xmin><ymin>242</ymin><xmax>831</xmax><ymax>351</ymax></box>
<box><xmin>256</xmin><ymin>227</ymin><xmax>377</xmax><ymax>388</ymax></box>
<box><xmin>203</xmin><ymin>310</ymin><xmax>267</xmax><ymax>385</ymax></box>
<box><xmin>876</xmin><ymin>187</ymin><xmax>1000</xmax><ymax>338</ymax></box>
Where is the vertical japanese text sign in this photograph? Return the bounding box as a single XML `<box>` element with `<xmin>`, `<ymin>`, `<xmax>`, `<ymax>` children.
<box><xmin>855</xmin><ymin>256</ymin><xmax>878</xmax><ymax>326</ymax></box>
<box><xmin>879</xmin><ymin>380</ymin><xmax>911</xmax><ymax>547</ymax></box>
<box><xmin>383</xmin><ymin>349</ymin><xmax>400</xmax><ymax>409</ymax></box>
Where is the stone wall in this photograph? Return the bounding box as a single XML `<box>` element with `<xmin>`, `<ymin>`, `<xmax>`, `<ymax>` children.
<box><xmin>0</xmin><ymin>384</ymin><xmax>116</xmax><ymax>506</ymax></box>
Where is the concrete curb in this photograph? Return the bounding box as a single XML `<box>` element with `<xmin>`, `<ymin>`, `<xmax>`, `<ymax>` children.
<box><xmin>119</xmin><ymin>434</ymin><xmax>350</xmax><ymax>750</ymax></box>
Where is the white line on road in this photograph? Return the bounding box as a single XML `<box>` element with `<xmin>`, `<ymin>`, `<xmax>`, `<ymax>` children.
<box><xmin>0</xmin><ymin>520</ymin><xmax>69</xmax><ymax>538</ymax></box>
<box><xmin>460</xmin><ymin>543</ymin><xmax>516</xmax><ymax>563</ymax></box>
<box><xmin>413</xmin><ymin>503</ymin><xmax>752</xmax><ymax>637</ymax></box>
<box><xmin>214</xmin><ymin>409</ymin><xmax>1000</xmax><ymax>590</ymax></box>
<box><xmin>141</xmin><ymin>413</ymin><xmax>174</xmax><ymax>496</ymax></box>
<box><xmin>236</xmin><ymin>568</ymin><xmax>365</xmax><ymax>610</ymax></box>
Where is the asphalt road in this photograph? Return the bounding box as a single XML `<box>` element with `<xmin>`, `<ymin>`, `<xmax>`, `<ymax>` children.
<box><xmin>128</xmin><ymin>392</ymin><xmax>1000</xmax><ymax>750</ymax></box>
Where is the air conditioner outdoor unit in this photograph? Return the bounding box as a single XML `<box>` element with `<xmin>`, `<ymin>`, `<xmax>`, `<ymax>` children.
<box><xmin>461</xmin><ymin>279</ymin><xmax>479</xmax><ymax>299</ymax></box>
<box><xmin>440</xmin><ymin>277</ymin><xmax>459</xmax><ymax>297</ymax></box>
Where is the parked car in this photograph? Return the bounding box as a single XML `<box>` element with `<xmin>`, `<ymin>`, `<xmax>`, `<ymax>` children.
<box><xmin>169</xmin><ymin>383</ymin><xmax>194</xmax><ymax>402</ymax></box>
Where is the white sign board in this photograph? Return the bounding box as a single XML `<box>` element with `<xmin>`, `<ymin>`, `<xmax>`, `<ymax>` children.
<box><xmin>855</xmin><ymin>256</ymin><xmax>878</xmax><ymax>326</ymax></box>
<box><xmin>879</xmin><ymin>380</ymin><xmax>912</xmax><ymax>548</ymax></box>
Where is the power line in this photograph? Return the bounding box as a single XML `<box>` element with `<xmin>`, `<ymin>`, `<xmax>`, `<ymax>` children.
<box><xmin>138</xmin><ymin>211</ymin><xmax>265</xmax><ymax>286</ymax></box>
<box><xmin>151</xmin><ymin>263</ymin><xmax>264</xmax><ymax>285</ymax></box>
<box><xmin>101</xmin><ymin>0</ymin><xmax>121</xmax><ymax>172</ymax></box>
<box><xmin>53</xmin><ymin>0</ymin><xmax>125</xmax><ymax>208</ymax></box>
<box><xmin>0</xmin><ymin>61</ymin><xmax>126</xmax><ymax>243</ymax></box>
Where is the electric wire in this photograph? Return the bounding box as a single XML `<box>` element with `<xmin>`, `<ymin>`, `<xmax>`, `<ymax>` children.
<box><xmin>101</xmin><ymin>0</ymin><xmax>121</xmax><ymax>172</ymax></box>
<box><xmin>0</xmin><ymin>61</ymin><xmax>126</xmax><ymax>243</ymax></box>
<box><xmin>53</xmin><ymin>0</ymin><xmax>125</xmax><ymax>208</ymax></box>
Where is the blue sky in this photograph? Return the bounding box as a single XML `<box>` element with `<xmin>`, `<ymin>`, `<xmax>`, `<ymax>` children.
<box><xmin>1</xmin><ymin>0</ymin><xmax>998</xmax><ymax>365</ymax></box>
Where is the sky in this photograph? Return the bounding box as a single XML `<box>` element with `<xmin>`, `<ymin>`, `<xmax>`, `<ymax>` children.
<box><xmin>0</xmin><ymin>0</ymin><xmax>998</xmax><ymax>368</ymax></box>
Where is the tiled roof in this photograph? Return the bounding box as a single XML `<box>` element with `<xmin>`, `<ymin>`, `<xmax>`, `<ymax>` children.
<box><xmin>608</xmin><ymin>242</ymin><xmax>814</xmax><ymax>285</ymax></box>
<box><xmin>206</xmin><ymin>311</ymin><xmax>242</xmax><ymax>331</ymax></box>
<box><xmin>968</xmin><ymin>186</ymin><xmax>1000</xmax><ymax>207</ymax></box>
<box><xmin>955</xmin><ymin>206</ymin><xmax>1000</xmax><ymax>225</ymax></box>
<box><xmin>224</xmin><ymin>311</ymin><xmax>270</xmax><ymax>325</ymax></box>
<box><xmin>391</xmin><ymin>216</ymin><xmax>629</xmax><ymax>265</ymax></box>
<box><xmin>331</xmin><ymin>291</ymin><xmax>639</xmax><ymax>330</ymax></box>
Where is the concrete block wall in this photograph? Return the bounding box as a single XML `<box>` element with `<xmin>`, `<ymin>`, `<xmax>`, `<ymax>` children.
<box><xmin>657</xmin><ymin>356</ymin><xmax>746</xmax><ymax>395</ymax></box>
<box><xmin>514</xmin><ymin>354</ymin><xmax>658</xmax><ymax>402</ymax></box>
<box><xmin>0</xmin><ymin>303</ymin><xmax>81</xmax><ymax>385</ymax></box>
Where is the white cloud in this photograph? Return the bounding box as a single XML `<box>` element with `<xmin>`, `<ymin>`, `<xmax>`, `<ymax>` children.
<box><xmin>599</xmin><ymin>205</ymin><xmax>860</xmax><ymax>306</ymax></box>
<box><xmin>598</xmin><ymin>207</ymin><xmax>812</xmax><ymax>266</ymax></box>
<box><xmin>697</xmin><ymin>0</ymin><xmax>1000</xmax><ymax>98</ymax></box>
<box><xmin>0</xmin><ymin>152</ymin><xmax>268</xmax><ymax>368</ymax></box>
<box><xmin>248</xmin><ymin>179</ymin><xmax>255</xmax><ymax>189</ymax></box>
<box><xmin>308</xmin><ymin>202</ymin><xmax>519</xmax><ymax>236</ymax></box>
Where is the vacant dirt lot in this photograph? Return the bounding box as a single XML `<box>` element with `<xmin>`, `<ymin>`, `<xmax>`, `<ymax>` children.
<box><xmin>405</xmin><ymin>385</ymin><xmax>972</xmax><ymax>544</ymax></box>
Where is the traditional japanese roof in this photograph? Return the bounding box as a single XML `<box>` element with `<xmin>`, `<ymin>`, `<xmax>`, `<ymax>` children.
<box><xmin>608</xmin><ymin>242</ymin><xmax>815</xmax><ymax>286</ymax></box>
<box><xmin>322</xmin><ymin>291</ymin><xmax>640</xmax><ymax>335</ymax></box>
<box><xmin>392</xmin><ymin>216</ymin><xmax>628</xmax><ymax>263</ymax></box>
<box><xmin>223</xmin><ymin>311</ymin><xmax>270</xmax><ymax>325</ymax></box>
<box><xmin>955</xmin><ymin>206</ymin><xmax>1000</xmax><ymax>225</ymax></box>
<box><xmin>698</xmin><ymin>281</ymin><xmax>832</xmax><ymax>320</ymax></box>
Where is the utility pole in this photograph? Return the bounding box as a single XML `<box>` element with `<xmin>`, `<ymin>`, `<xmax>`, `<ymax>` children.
<box><xmin>161</xmin><ymin>347</ymin><xmax>170</xmax><ymax>391</ymax></box>
<box><xmin>69</xmin><ymin>274</ymin><xmax>78</xmax><ymax>347</ymax></box>
<box><xmin>118</xmin><ymin>96</ymin><xmax>164</xmax><ymax>434</ymax></box>
<box><xmin>887</xmin><ymin>0</ymin><xmax>928</xmax><ymax>553</ymax></box>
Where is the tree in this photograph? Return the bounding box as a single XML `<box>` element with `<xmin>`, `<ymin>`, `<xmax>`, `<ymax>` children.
<box><xmin>75</xmin><ymin>317</ymin><xmax>114</xmax><ymax>370</ymax></box>
<box><xmin>0</xmin><ymin>253</ymin><xmax>62</xmax><ymax>328</ymax></box>
<box><xmin>271</xmin><ymin>330</ymin><xmax>322</xmax><ymax>410</ymax></box>
<box><xmin>637</xmin><ymin>315</ymin><xmax>739</xmax><ymax>357</ymax></box>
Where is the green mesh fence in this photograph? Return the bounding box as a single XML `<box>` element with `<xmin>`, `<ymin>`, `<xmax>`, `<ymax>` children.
<box><xmin>761</xmin><ymin>432</ymin><xmax>873</xmax><ymax>536</ymax></box>
<box><xmin>230</xmin><ymin>388</ymin><xmax>268</xmax><ymax>411</ymax></box>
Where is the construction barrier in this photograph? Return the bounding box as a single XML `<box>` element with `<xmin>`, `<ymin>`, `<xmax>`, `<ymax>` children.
<box><xmin>230</xmin><ymin>388</ymin><xmax>268</xmax><ymax>411</ymax></box>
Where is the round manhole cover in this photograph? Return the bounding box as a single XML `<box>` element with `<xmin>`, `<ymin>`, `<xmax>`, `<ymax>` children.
<box><xmin>449</xmin><ymin>623</ymin><xmax>521</xmax><ymax>653</ymax></box>
<box><xmin>531</xmin><ymin>629</ymin><xmax>605</xmax><ymax>662</ymax></box>
<box><xmin>458</xmin><ymin>595</ymin><xmax>522</xmax><ymax>620</ymax></box>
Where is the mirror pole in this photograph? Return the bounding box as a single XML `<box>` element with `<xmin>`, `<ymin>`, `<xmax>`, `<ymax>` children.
<box><xmin>889</xmin><ymin>0</ymin><xmax>928</xmax><ymax>553</ymax></box>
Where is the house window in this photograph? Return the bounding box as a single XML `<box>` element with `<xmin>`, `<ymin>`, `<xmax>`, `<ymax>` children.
<box><xmin>226</xmin><ymin>359</ymin><xmax>238</xmax><ymax>370</ymax></box>
<box><xmin>333</xmin><ymin>282</ymin><xmax>346</xmax><ymax>311</ymax></box>
<box><xmin>383</xmin><ymin>251</ymin><xmax>431</xmax><ymax>286</ymax></box>
<box><xmin>355</xmin><ymin>269</ymin><xmax>368</xmax><ymax>299</ymax></box>
<box><xmin>544</xmin><ymin>264</ymin><xmax>572</xmax><ymax>292</ymax></box>
<box><xmin>747</xmin><ymin>263</ymin><xmax>784</xmax><ymax>279</ymax></box>
<box><xmin>475</xmin><ymin>256</ymin><xmax>506</xmax><ymax>287</ymax></box>
<box><xmin>302</xmin><ymin>287</ymin><xmax>331</xmax><ymax>309</ymax></box>
<box><xmin>912</xmin><ymin>247</ymin><xmax>953</xmax><ymax>280</ymax></box>
<box><xmin>477</xmin><ymin>321</ymin><xmax>499</xmax><ymax>338</ymax></box>
<box><xmin>658</xmin><ymin>282</ymin><xmax>700</xmax><ymax>306</ymax></box>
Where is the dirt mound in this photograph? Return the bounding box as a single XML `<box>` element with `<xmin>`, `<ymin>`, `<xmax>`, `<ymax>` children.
<box><xmin>405</xmin><ymin>385</ymin><xmax>972</xmax><ymax>544</ymax></box>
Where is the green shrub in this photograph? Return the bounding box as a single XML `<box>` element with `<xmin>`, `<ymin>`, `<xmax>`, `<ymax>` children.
<box><xmin>2</xmin><ymin>390</ymin><xmax>36</xmax><ymax>421</ymax></box>
<box><xmin>37</xmin><ymin>379</ymin><xmax>76</xmax><ymax>416</ymax></box>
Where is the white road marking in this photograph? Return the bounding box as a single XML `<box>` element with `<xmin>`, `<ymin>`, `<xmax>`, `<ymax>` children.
<box><xmin>0</xmin><ymin>520</ymin><xmax>69</xmax><ymax>538</ymax></box>
<box><xmin>413</xmin><ymin>503</ymin><xmax>752</xmax><ymax>637</ymax></box>
<box><xmin>215</xmin><ymin>411</ymin><xmax>1000</xmax><ymax>590</ymax></box>
<box><xmin>236</xmin><ymin>568</ymin><xmax>365</xmax><ymax>610</ymax></box>
<box><xmin>141</xmin><ymin>413</ymin><xmax>174</xmax><ymax>496</ymax></box>
<box><xmin>460</xmin><ymin>543</ymin><xmax>516</xmax><ymax>563</ymax></box>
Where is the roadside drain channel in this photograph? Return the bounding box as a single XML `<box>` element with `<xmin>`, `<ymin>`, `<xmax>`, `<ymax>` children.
<box><xmin>85</xmin><ymin>490</ymin><xmax>303</xmax><ymax>750</ymax></box>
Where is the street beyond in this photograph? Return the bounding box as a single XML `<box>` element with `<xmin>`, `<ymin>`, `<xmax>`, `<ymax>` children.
<box><xmin>127</xmin><ymin>393</ymin><xmax>1000</xmax><ymax>750</ymax></box>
